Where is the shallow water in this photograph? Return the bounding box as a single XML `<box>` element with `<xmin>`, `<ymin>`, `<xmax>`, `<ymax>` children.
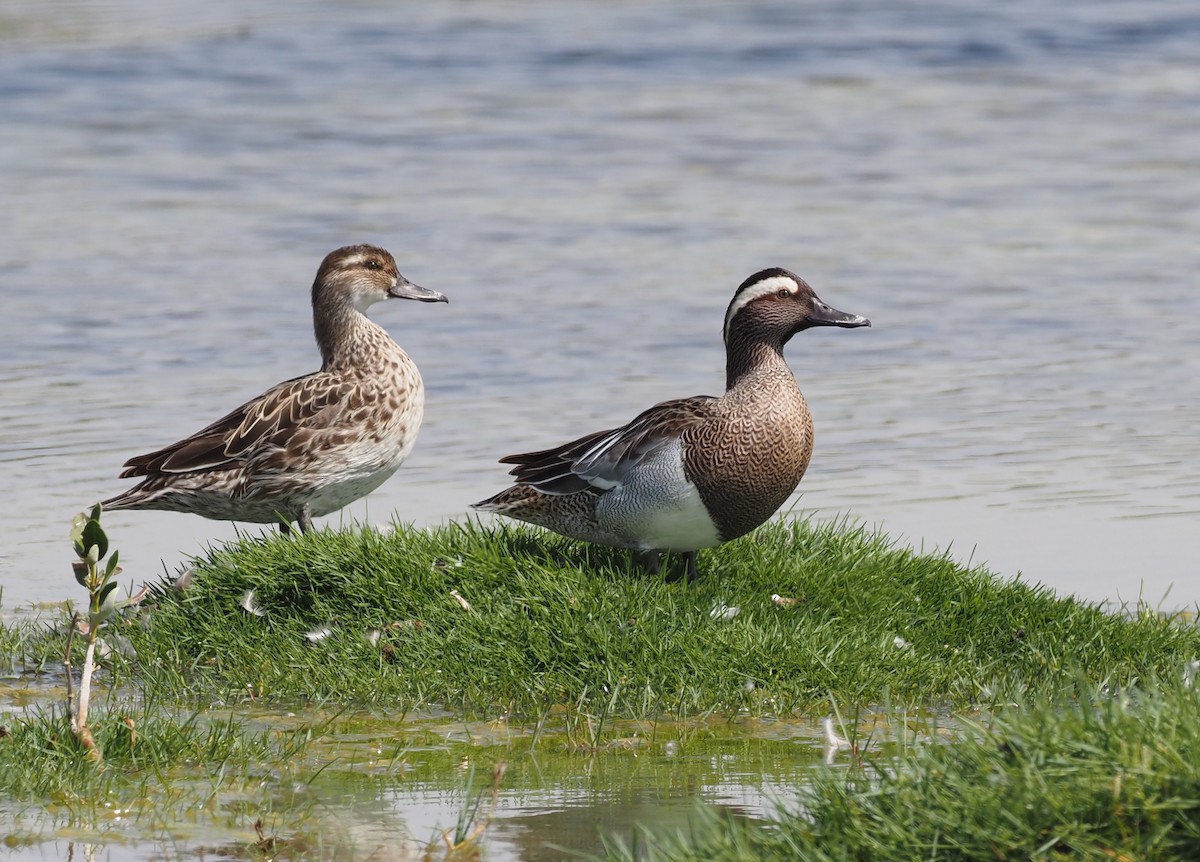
<box><xmin>0</xmin><ymin>700</ymin><xmax>879</xmax><ymax>861</ymax></box>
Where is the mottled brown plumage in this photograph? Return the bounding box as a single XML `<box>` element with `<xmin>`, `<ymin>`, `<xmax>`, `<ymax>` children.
<box><xmin>473</xmin><ymin>267</ymin><xmax>869</xmax><ymax>580</ymax></box>
<box><xmin>104</xmin><ymin>244</ymin><xmax>447</xmax><ymax>533</ymax></box>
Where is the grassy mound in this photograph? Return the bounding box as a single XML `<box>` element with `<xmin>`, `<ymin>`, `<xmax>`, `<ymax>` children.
<box><xmin>3</xmin><ymin>517</ymin><xmax>1199</xmax><ymax>859</ymax></box>
<box><xmin>92</xmin><ymin>517</ymin><xmax>1200</xmax><ymax>716</ymax></box>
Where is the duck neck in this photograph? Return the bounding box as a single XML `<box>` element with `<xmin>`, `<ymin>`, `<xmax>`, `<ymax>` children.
<box><xmin>724</xmin><ymin>329</ymin><xmax>791</xmax><ymax>392</ymax></box>
<box><xmin>314</xmin><ymin>295</ymin><xmax>373</xmax><ymax>371</ymax></box>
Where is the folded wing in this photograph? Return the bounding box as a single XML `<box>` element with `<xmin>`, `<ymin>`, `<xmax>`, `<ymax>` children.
<box><xmin>118</xmin><ymin>373</ymin><xmax>352</xmax><ymax>478</ymax></box>
<box><xmin>499</xmin><ymin>395</ymin><xmax>718</xmax><ymax>495</ymax></box>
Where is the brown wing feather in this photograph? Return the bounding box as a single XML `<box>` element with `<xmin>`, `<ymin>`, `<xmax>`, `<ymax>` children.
<box><xmin>499</xmin><ymin>395</ymin><xmax>717</xmax><ymax>495</ymax></box>
<box><xmin>119</xmin><ymin>372</ymin><xmax>350</xmax><ymax>478</ymax></box>
<box><xmin>499</xmin><ymin>427</ymin><xmax>614</xmax><ymax>493</ymax></box>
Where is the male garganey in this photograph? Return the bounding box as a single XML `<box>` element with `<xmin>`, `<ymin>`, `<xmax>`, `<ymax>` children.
<box><xmin>473</xmin><ymin>268</ymin><xmax>869</xmax><ymax>580</ymax></box>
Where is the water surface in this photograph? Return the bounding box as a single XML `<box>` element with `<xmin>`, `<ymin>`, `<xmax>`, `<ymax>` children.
<box><xmin>2</xmin><ymin>1</ymin><xmax>1198</xmax><ymax>607</ymax></box>
<box><xmin>0</xmin><ymin>703</ymin><xmax>860</xmax><ymax>861</ymax></box>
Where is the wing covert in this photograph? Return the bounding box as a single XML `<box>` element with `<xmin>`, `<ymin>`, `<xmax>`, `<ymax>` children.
<box><xmin>118</xmin><ymin>373</ymin><xmax>351</xmax><ymax>477</ymax></box>
<box><xmin>498</xmin><ymin>395</ymin><xmax>718</xmax><ymax>495</ymax></box>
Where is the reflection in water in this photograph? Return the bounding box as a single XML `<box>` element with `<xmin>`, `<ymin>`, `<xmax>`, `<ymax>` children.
<box><xmin>0</xmin><ymin>696</ymin><xmax>860</xmax><ymax>862</ymax></box>
<box><xmin>494</xmin><ymin>791</ymin><xmax>739</xmax><ymax>862</ymax></box>
<box><xmin>334</xmin><ymin>753</ymin><xmax>819</xmax><ymax>861</ymax></box>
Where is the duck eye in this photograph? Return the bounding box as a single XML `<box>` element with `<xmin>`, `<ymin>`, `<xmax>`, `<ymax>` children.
<box><xmin>365</xmin><ymin>259</ymin><xmax>380</xmax><ymax>270</ymax></box>
<box><xmin>776</xmin><ymin>288</ymin><xmax>791</xmax><ymax>298</ymax></box>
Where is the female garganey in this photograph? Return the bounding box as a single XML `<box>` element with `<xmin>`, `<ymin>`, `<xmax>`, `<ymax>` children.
<box><xmin>104</xmin><ymin>244</ymin><xmax>447</xmax><ymax>533</ymax></box>
<box><xmin>473</xmin><ymin>268</ymin><xmax>869</xmax><ymax>580</ymax></box>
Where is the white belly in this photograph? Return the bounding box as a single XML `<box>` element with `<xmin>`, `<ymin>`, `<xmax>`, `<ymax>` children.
<box><xmin>307</xmin><ymin>463</ymin><xmax>402</xmax><ymax>517</ymax></box>
<box><xmin>635</xmin><ymin>483</ymin><xmax>722</xmax><ymax>551</ymax></box>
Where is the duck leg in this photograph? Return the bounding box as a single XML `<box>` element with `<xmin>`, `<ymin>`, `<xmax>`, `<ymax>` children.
<box><xmin>279</xmin><ymin>505</ymin><xmax>314</xmax><ymax>535</ymax></box>
<box><xmin>662</xmin><ymin>551</ymin><xmax>700</xmax><ymax>583</ymax></box>
<box><xmin>633</xmin><ymin>549</ymin><xmax>661</xmax><ymax>575</ymax></box>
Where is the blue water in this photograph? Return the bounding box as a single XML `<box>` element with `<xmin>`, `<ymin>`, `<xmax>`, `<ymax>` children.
<box><xmin>2</xmin><ymin>1</ymin><xmax>1198</xmax><ymax>607</ymax></box>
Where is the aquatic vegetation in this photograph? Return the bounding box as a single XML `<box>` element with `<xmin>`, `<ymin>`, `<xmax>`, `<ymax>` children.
<box><xmin>598</xmin><ymin>678</ymin><xmax>1200</xmax><ymax>861</ymax></box>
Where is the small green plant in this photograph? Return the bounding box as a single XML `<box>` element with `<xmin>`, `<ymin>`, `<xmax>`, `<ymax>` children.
<box><xmin>428</xmin><ymin>760</ymin><xmax>507</xmax><ymax>860</ymax></box>
<box><xmin>66</xmin><ymin>502</ymin><xmax>123</xmax><ymax>763</ymax></box>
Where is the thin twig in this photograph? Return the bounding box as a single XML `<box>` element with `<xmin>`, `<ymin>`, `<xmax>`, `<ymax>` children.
<box><xmin>64</xmin><ymin>612</ymin><xmax>79</xmax><ymax>733</ymax></box>
<box><xmin>78</xmin><ymin>636</ymin><xmax>97</xmax><ymax>732</ymax></box>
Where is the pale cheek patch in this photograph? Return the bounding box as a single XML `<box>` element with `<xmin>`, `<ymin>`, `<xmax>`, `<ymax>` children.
<box><xmin>356</xmin><ymin>294</ymin><xmax>381</xmax><ymax>312</ymax></box>
<box><xmin>353</xmin><ymin>280</ymin><xmax>390</xmax><ymax>312</ymax></box>
<box><xmin>723</xmin><ymin>276</ymin><xmax>797</xmax><ymax>336</ymax></box>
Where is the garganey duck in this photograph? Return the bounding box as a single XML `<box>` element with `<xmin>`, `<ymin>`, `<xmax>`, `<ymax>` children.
<box><xmin>103</xmin><ymin>244</ymin><xmax>447</xmax><ymax>534</ymax></box>
<box><xmin>472</xmin><ymin>268</ymin><xmax>869</xmax><ymax>580</ymax></box>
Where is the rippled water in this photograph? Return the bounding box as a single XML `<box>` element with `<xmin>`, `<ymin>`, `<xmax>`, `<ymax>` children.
<box><xmin>2</xmin><ymin>0</ymin><xmax>1199</xmax><ymax>614</ymax></box>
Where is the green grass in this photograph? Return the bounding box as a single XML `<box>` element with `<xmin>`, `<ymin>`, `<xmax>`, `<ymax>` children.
<box><xmin>0</xmin><ymin>699</ymin><xmax>333</xmax><ymax>851</ymax></box>
<box><xmin>3</xmin><ymin>516</ymin><xmax>1199</xmax><ymax>860</ymax></box>
<box><xmin>0</xmin><ymin>615</ymin><xmax>55</xmax><ymax>677</ymax></box>
<box><xmin>77</xmin><ymin>517</ymin><xmax>1200</xmax><ymax>717</ymax></box>
<box><xmin>598</xmin><ymin>677</ymin><xmax>1200</xmax><ymax>861</ymax></box>
<box><xmin>0</xmin><ymin>702</ymin><xmax>315</xmax><ymax>799</ymax></box>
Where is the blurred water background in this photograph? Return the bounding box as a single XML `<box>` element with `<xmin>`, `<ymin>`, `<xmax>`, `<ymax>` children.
<box><xmin>2</xmin><ymin>0</ymin><xmax>1198</xmax><ymax>612</ymax></box>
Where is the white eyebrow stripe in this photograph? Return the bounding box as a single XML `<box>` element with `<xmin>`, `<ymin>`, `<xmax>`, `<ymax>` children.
<box><xmin>723</xmin><ymin>275</ymin><xmax>797</xmax><ymax>336</ymax></box>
